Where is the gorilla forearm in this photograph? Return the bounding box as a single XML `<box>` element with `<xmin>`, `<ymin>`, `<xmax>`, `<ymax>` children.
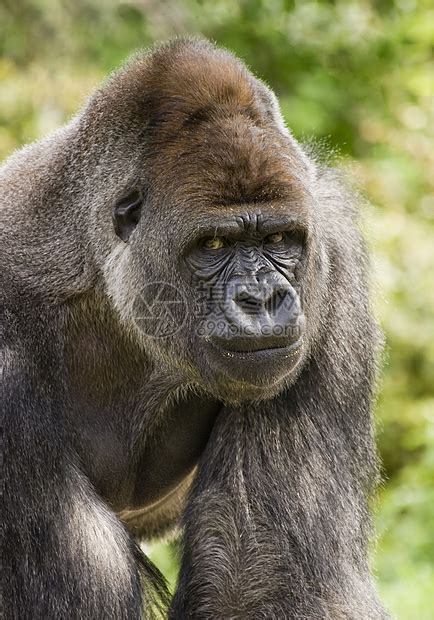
<box><xmin>173</xmin><ymin>362</ymin><xmax>385</xmax><ymax>618</ymax></box>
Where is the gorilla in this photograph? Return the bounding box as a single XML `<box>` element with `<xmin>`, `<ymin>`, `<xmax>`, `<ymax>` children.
<box><xmin>1</xmin><ymin>39</ymin><xmax>388</xmax><ymax>618</ymax></box>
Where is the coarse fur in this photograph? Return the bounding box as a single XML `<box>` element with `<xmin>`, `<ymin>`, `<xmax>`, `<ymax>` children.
<box><xmin>1</xmin><ymin>38</ymin><xmax>388</xmax><ymax>618</ymax></box>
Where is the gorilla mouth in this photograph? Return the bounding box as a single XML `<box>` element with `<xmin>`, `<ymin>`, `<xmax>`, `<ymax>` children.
<box><xmin>208</xmin><ymin>338</ymin><xmax>304</xmax><ymax>361</ymax></box>
<box><xmin>203</xmin><ymin>338</ymin><xmax>305</xmax><ymax>391</ymax></box>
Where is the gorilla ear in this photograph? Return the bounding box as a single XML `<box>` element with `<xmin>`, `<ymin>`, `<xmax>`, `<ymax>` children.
<box><xmin>112</xmin><ymin>189</ymin><xmax>143</xmax><ymax>242</ymax></box>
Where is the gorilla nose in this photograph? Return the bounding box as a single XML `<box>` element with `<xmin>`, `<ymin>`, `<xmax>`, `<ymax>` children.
<box><xmin>208</xmin><ymin>279</ymin><xmax>302</xmax><ymax>353</ymax></box>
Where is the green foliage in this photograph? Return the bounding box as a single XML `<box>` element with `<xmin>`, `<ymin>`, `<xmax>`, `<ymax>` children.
<box><xmin>1</xmin><ymin>2</ymin><xmax>433</xmax><ymax>617</ymax></box>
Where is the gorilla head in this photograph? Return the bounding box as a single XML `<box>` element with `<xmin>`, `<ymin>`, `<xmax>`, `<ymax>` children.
<box><xmin>102</xmin><ymin>40</ymin><xmax>325</xmax><ymax>402</ymax></box>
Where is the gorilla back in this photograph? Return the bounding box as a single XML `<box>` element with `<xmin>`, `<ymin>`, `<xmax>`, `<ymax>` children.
<box><xmin>1</xmin><ymin>39</ymin><xmax>388</xmax><ymax>618</ymax></box>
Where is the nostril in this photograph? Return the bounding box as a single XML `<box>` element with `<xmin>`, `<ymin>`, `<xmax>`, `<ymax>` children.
<box><xmin>265</xmin><ymin>288</ymin><xmax>288</xmax><ymax>313</ymax></box>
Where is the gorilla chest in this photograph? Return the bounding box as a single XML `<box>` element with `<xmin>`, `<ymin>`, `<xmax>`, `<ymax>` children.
<box><xmin>69</xmin><ymin>391</ymin><xmax>220</xmax><ymax>513</ymax></box>
<box><xmin>65</xmin><ymin>306</ymin><xmax>220</xmax><ymax>514</ymax></box>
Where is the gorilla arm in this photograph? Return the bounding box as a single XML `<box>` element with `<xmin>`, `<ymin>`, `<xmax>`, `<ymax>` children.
<box><xmin>1</xmin><ymin>306</ymin><xmax>168</xmax><ymax>618</ymax></box>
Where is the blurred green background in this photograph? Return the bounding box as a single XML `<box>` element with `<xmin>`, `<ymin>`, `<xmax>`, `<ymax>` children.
<box><xmin>1</xmin><ymin>0</ymin><xmax>433</xmax><ymax>617</ymax></box>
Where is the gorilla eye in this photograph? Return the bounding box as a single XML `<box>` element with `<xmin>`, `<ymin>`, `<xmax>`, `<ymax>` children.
<box><xmin>264</xmin><ymin>232</ymin><xmax>284</xmax><ymax>244</ymax></box>
<box><xmin>202</xmin><ymin>237</ymin><xmax>226</xmax><ymax>250</ymax></box>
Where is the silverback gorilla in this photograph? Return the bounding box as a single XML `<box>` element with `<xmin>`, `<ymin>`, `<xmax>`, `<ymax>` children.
<box><xmin>1</xmin><ymin>39</ymin><xmax>388</xmax><ymax>618</ymax></box>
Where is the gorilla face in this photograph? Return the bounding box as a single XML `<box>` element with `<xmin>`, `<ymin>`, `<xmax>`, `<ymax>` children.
<box><xmin>113</xmin><ymin>187</ymin><xmax>312</xmax><ymax>402</ymax></box>
<box><xmin>183</xmin><ymin>213</ymin><xmax>306</xmax><ymax>389</ymax></box>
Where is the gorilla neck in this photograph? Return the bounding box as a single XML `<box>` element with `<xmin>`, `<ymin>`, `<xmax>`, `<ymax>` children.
<box><xmin>64</xmin><ymin>296</ymin><xmax>221</xmax><ymax>515</ymax></box>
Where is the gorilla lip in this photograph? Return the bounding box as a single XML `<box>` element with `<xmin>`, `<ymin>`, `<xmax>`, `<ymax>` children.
<box><xmin>207</xmin><ymin>338</ymin><xmax>303</xmax><ymax>361</ymax></box>
<box><xmin>203</xmin><ymin>338</ymin><xmax>305</xmax><ymax>390</ymax></box>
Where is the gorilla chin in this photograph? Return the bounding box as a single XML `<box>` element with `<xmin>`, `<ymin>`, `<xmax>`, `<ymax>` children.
<box><xmin>200</xmin><ymin>336</ymin><xmax>305</xmax><ymax>401</ymax></box>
